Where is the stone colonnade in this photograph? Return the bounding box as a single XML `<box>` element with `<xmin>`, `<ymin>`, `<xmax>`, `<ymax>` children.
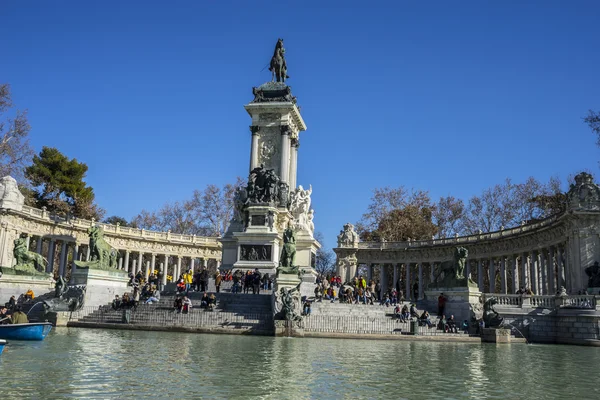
<box><xmin>0</xmin><ymin>205</ymin><xmax>222</xmax><ymax>285</ymax></box>
<box><xmin>357</xmin><ymin>243</ymin><xmax>569</xmax><ymax>301</ymax></box>
<box><xmin>20</xmin><ymin>235</ymin><xmax>222</xmax><ymax>285</ymax></box>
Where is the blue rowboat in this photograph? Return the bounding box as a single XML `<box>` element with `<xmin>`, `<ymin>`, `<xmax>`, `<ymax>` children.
<box><xmin>0</xmin><ymin>339</ymin><xmax>6</xmax><ymax>355</ymax></box>
<box><xmin>0</xmin><ymin>323</ymin><xmax>53</xmax><ymax>341</ymax></box>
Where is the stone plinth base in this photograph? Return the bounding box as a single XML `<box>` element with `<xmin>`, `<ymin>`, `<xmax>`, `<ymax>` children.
<box><xmin>70</xmin><ymin>267</ymin><xmax>129</xmax><ymax>307</ymax></box>
<box><xmin>482</xmin><ymin>328</ymin><xmax>512</xmax><ymax>343</ymax></box>
<box><xmin>274</xmin><ymin>319</ymin><xmax>304</xmax><ymax>337</ymax></box>
<box><xmin>0</xmin><ymin>269</ymin><xmax>54</xmax><ymax>303</ymax></box>
<box><xmin>424</xmin><ymin>286</ymin><xmax>482</xmax><ymax>324</ymax></box>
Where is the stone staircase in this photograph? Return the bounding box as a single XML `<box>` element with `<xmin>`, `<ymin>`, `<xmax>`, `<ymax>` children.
<box><xmin>304</xmin><ymin>300</ymin><xmax>471</xmax><ymax>336</ymax></box>
<box><xmin>72</xmin><ymin>292</ymin><xmax>274</xmax><ymax>334</ymax></box>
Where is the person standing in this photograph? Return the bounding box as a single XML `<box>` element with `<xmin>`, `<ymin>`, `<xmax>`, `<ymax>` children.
<box><xmin>200</xmin><ymin>268</ymin><xmax>209</xmax><ymax>292</ymax></box>
<box><xmin>438</xmin><ymin>293</ymin><xmax>447</xmax><ymax>317</ymax></box>
<box><xmin>215</xmin><ymin>271</ymin><xmax>222</xmax><ymax>293</ymax></box>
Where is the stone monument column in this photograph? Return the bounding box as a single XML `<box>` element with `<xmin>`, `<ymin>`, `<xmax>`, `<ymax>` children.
<box><xmin>290</xmin><ymin>139</ymin><xmax>299</xmax><ymax>189</ymax></box>
<box><xmin>280</xmin><ymin>126</ymin><xmax>291</xmax><ymax>184</ymax></box>
<box><xmin>250</xmin><ymin>126</ymin><xmax>260</xmax><ymax>170</ymax></box>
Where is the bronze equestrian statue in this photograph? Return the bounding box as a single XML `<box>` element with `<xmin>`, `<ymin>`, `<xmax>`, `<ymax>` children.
<box><xmin>269</xmin><ymin>38</ymin><xmax>289</xmax><ymax>83</ymax></box>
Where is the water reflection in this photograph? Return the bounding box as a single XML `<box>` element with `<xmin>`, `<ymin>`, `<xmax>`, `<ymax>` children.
<box><xmin>1</xmin><ymin>328</ymin><xmax>599</xmax><ymax>399</ymax></box>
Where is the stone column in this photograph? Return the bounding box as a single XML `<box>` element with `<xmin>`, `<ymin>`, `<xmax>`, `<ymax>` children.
<box><xmin>367</xmin><ymin>264</ymin><xmax>373</xmax><ymax>282</ymax></box>
<box><xmin>250</xmin><ymin>126</ymin><xmax>260</xmax><ymax>171</ymax></box>
<box><xmin>488</xmin><ymin>258</ymin><xmax>496</xmax><ymax>293</ymax></box>
<box><xmin>132</xmin><ymin>260</ymin><xmax>137</xmax><ymax>275</ymax></box>
<box><xmin>521</xmin><ymin>253</ymin><xmax>529</xmax><ymax>290</ymax></box>
<box><xmin>477</xmin><ymin>259</ymin><xmax>484</xmax><ymax>292</ymax></box>
<box><xmin>540</xmin><ymin>250</ymin><xmax>547</xmax><ymax>295</ymax></box>
<box><xmin>118</xmin><ymin>257</ymin><xmax>123</xmax><ymax>270</ymax></box>
<box><xmin>137</xmin><ymin>252</ymin><xmax>143</xmax><ymax>275</ymax></box>
<box><xmin>290</xmin><ymin>140</ymin><xmax>299</xmax><ymax>189</ymax></box>
<box><xmin>499</xmin><ymin>256</ymin><xmax>507</xmax><ymax>294</ymax></box>
<box><xmin>280</xmin><ymin>126</ymin><xmax>291</xmax><ymax>184</ymax></box>
<box><xmin>124</xmin><ymin>251</ymin><xmax>130</xmax><ymax>273</ymax></box>
<box><xmin>162</xmin><ymin>255</ymin><xmax>169</xmax><ymax>285</ymax></box>
<box><xmin>405</xmin><ymin>263</ymin><xmax>411</xmax><ymax>300</ymax></box>
<box><xmin>511</xmin><ymin>255</ymin><xmax>519</xmax><ymax>293</ymax></box>
<box><xmin>86</xmin><ymin>245</ymin><xmax>91</xmax><ymax>262</ymax></box>
<box><xmin>418</xmin><ymin>263</ymin><xmax>423</xmax><ymax>299</ymax></box>
<box><xmin>59</xmin><ymin>242</ymin><xmax>68</xmax><ymax>277</ymax></box>
<box><xmin>201</xmin><ymin>258</ymin><xmax>207</xmax><ymax>269</ymax></box>
<box><xmin>530</xmin><ymin>251</ymin><xmax>538</xmax><ymax>294</ymax></box>
<box><xmin>47</xmin><ymin>239</ymin><xmax>56</xmax><ymax>274</ymax></box>
<box><xmin>392</xmin><ymin>264</ymin><xmax>398</xmax><ymax>290</ymax></box>
<box><xmin>216</xmin><ymin>260</ymin><xmax>221</xmax><ymax>270</ymax></box>
<box><xmin>430</xmin><ymin>262</ymin><xmax>435</xmax><ymax>283</ymax></box>
<box><xmin>145</xmin><ymin>261</ymin><xmax>150</xmax><ymax>280</ymax></box>
<box><xmin>379</xmin><ymin>265</ymin><xmax>387</xmax><ymax>299</ymax></box>
<box><xmin>190</xmin><ymin>258</ymin><xmax>195</xmax><ymax>272</ymax></box>
<box><xmin>548</xmin><ymin>247</ymin><xmax>556</xmax><ymax>294</ymax></box>
<box><xmin>35</xmin><ymin>237</ymin><xmax>44</xmax><ymax>271</ymax></box>
<box><xmin>557</xmin><ymin>246</ymin><xmax>566</xmax><ymax>290</ymax></box>
<box><xmin>72</xmin><ymin>243</ymin><xmax>79</xmax><ymax>273</ymax></box>
<box><xmin>151</xmin><ymin>253</ymin><xmax>156</xmax><ymax>276</ymax></box>
<box><xmin>177</xmin><ymin>256</ymin><xmax>182</xmax><ymax>281</ymax></box>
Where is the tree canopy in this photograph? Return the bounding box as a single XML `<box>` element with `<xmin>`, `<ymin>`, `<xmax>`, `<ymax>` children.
<box><xmin>357</xmin><ymin>187</ymin><xmax>437</xmax><ymax>241</ymax></box>
<box><xmin>358</xmin><ymin>175</ymin><xmax>567</xmax><ymax>242</ymax></box>
<box><xmin>25</xmin><ymin>146</ymin><xmax>104</xmax><ymax>220</ymax></box>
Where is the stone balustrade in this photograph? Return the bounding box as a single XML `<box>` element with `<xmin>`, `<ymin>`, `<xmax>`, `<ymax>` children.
<box><xmin>490</xmin><ymin>294</ymin><xmax>598</xmax><ymax>310</ymax></box>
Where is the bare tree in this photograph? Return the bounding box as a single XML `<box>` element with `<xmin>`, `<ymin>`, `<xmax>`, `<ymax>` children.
<box><xmin>0</xmin><ymin>84</ymin><xmax>34</xmax><ymax>181</ymax></box>
<box><xmin>131</xmin><ymin>177</ymin><xmax>244</xmax><ymax>236</ymax></box>
<box><xmin>314</xmin><ymin>231</ymin><xmax>335</xmax><ymax>275</ymax></box>
<box><xmin>432</xmin><ymin>196</ymin><xmax>466</xmax><ymax>238</ymax></box>
<box><xmin>584</xmin><ymin>110</ymin><xmax>600</xmax><ymax>145</ymax></box>
<box><xmin>463</xmin><ymin>176</ymin><xmax>564</xmax><ymax>234</ymax></box>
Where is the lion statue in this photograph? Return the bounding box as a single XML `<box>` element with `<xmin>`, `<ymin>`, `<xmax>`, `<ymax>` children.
<box><xmin>483</xmin><ymin>297</ymin><xmax>504</xmax><ymax>328</ymax></box>
<box><xmin>13</xmin><ymin>233</ymin><xmax>49</xmax><ymax>275</ymax></box>
<box><xmin>430</xmin><ymin>247</ymin><xmax>470</xmax><ymax>288</ymax></box>
<box><xmin>88</xmin><ymin>226</ymin><xmax>119</xmax><ymax>269</ymax></box>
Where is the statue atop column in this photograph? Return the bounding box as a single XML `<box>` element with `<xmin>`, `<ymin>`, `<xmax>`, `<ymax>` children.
<box><xmin>269</xmin><ymin>38</ymin><xmax>289</xmax><ymax>83</ymax></box>
<box><xmin>336</xmin><ymin>223</ymin><xmax>359</xmax><ymax>248</ymax></box>
<box><xmin>567</xmin><ymin>172</ymin><xmax>600</xmax><ymax>211</ymax></box>
<box><xmin>277</xmin><ymin>227</ymin><xmax>298</xmax><ymax>275</ymax></box>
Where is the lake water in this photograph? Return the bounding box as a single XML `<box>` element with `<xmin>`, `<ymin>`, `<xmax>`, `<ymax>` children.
<box><xmin>1</xmin><ymin>327</ymin><xmax>599</xmax><ymax>399</ymax></box>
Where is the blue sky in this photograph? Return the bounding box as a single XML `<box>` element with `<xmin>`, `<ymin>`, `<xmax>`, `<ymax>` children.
<box><xmin>1</xmin><ymin>1</ymin><xmax>599</xmax><ymax>249</ymax></box>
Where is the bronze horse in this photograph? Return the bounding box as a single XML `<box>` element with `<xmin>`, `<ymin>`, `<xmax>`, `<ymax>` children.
<box><xmin>269</xmin><ymin>38</ymin><xmax>289</xmax><ymax>83</ymax></box>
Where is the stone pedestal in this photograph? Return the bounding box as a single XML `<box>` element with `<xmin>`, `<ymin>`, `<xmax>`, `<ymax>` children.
<box><xmin>70</xmin><ymin>267</ymin><xmax>129</xmax><ymax>307</ymax></box>
<box><xmin>482</xmin><ymin>328</ymin><xmax>512</xmax><ymax>343</ymax></box>
<box><xmin>0</xmin><ymin>267</ymin><xmax>54</xmax><ymax>303</ymax></box>
<box><xmin>424</xmin><ymin>286</ymin><xmax>482</xmax><ymax>324</ymax></box>
<box><xmin>273</xmin><ymin>272</ymin><xmax>304</xmax><ymax>336</ymax></box>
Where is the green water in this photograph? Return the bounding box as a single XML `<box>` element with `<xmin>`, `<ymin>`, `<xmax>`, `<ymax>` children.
<box><xmin>1</xmin><ymin>327</ymin><xmax>599</xmax><ymax>399</ymax></box>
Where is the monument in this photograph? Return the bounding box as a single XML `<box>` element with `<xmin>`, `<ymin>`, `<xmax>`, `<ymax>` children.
<box><xmin>424</xmin><ymin>247</ymin><xmax>482</xmax><ymax>325</ymax></box>
<box><xmin>220</xmin><ymin>39</ymin><xmax>320</xmax><ymax>300</ymax></box>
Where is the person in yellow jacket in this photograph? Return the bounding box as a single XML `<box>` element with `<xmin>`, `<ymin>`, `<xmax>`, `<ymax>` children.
<box><xmin>25</xmin><ymin>288</ymin><xmax>35</xmax><ymax>300</ymax></box>
<box><xmin>183</xmin><ymin>270</ymin><xmax>193</xmax><ymax>292</ymax></box>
